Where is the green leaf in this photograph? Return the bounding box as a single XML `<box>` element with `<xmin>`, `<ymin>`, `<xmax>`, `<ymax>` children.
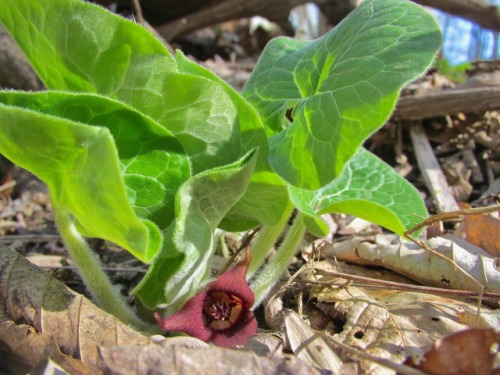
<box><xmin>219</xmin><ymin>170</ymin><xmax>289</xmax><ymax>230</ymax></box>
<box><xmin>243</xmin><ymin>0</ymin><xmax>441</xmax><ymax>189</ymax></box>
<box><xmin>175</xmin><ymin>51</ymin><xmax>291</xmax><ymax>228</ymax></box>
<box><xmin>175</xmin><ymin>51</ymin><xmax>269</xmax><ymax>167</ymax></box>
<box><xmin>0</xmin><ymin>0</ymin><xmax>175</xmax><ymax>93</ymax></box>
<box><xmin>303</xmin><ymin>215</ymin><xmax>330</xmax><ymax>238</ymax></box>
<box><xmin>289</xmin><ymin>148</ymin><xmax>427</xmax><ymax>235</ymax></box>
<box><xmin>0</xmin><ymin>0</ymin><xmax>291</xmax><ymax>228</ymax></box>
<box><xmin>0</xmin><ymin>91</ymin><xmax>190</xmax><ymax>230</ymax></box>
<box><xmin>0</xmin><ymin>0</ymin><xmax>254</xmax><ymax>174</ymax></box>
<box><xmin>0</xmin><ymin>103</ymin><xmax>161</xmax><ymax>262</ymax></box>
<box><xmin>134</xmin><ymin>151</ymin><xmax>258</xmax><ymax>309</ymax></box>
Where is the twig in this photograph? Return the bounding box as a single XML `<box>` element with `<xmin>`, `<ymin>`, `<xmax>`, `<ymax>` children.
<box><xmin>0</xmin><ymin>179</ymin><xmax>16</xmax><ymax>193</ymax></box>
<box><xmin>314</xmin><ymin>269</ymin><xmax>500</xmax><ymax>300</ymax></box>
<box><xmin>405</xmin><ymin>204</ymin><xmax>500</xmax><ymax>236</ymax></box>
<box><xmin>217</xmin><ymin>228</ymin><xmax>260</xmax><ymax>275</ymax></box>
<box><xmin>130</xmin><ymin>0</ymin><xmax>175</xmax><ymax>54</ymax></box>
<box><xmin>0</xmin><ymin>234</ymin><xmax>60</xmax><ymax>242</ymax></box>
<box><xmin>37</xmin><ymin>264</ymin><xmax>147</xmax><ymax>273</ymax></box>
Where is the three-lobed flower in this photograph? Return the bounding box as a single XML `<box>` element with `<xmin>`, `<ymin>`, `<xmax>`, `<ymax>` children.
<box><xmin>155</xmin><ymin>249</ymin><xmax>257</xmax><ymax>347</ymax></box>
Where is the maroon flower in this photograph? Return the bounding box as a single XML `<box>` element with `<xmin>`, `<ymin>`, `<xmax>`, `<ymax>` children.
<box><xmin>154</xmin><ymin>249</ymin><xmax>257</xmax><ymax>347</ymax></box>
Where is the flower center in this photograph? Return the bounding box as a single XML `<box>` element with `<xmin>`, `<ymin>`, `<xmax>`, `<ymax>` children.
<box><xmin>208</xmin><ymin>300</ymin><xmax>231</xmax><ymax>320</ymax></box>
<box><xmin>203</xmin><ymin>291</ymin><xmax>244</xmax><ymax>331</ymax></box>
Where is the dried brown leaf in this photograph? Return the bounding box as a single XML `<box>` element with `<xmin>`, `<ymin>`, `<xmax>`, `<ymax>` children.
<box><xmin>0</xmin><ymin>314</ymin><xmax>91</xmax><ymax>374</ymax></box>
<box><xmin>308</xmin><ymin>261</ymin><xmax>500</xmax><ymax>374</ymax></box>
<box><xmin>100</xmin><ymin>345</ymin><xmax>322</xmax><ymax>375</ymax></box>
<box><xmin>0</xmin><ymin>244</ymin><xmax>150</xmax><ymax>373</ymax></box>
<box><xmin>324</xmin><ymin>235</ymin><xmax>500</xmax><ymax>293</ymax></box>
<box><xmin>403</xmin><ymin>328</ymin><xmax>500</xmax><ymax>375</ymax></box>
<box><xmin>463</xmin><ymin>214</ymin><xmax>500</xmax><ymax>256</ymax></box>
<box><xmin>284</xmin><ymin>310</ymin><xmax>342</xmax><ymax>372</ymax></box>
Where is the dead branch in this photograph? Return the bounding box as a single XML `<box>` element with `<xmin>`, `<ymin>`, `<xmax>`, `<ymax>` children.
<box><xmin>394</xmin><ymin>87</ymin><xmax>500</xmax><ymax>120</ymax></box>
<box><xmin>414</xmin><ymin>0</ymin><xmax>500</xmax><ymax>32</ymax></box>
<box><xmin>156</xmin><ymin>0</ymin><xmax>303</xmax><ymax>41</ymax></box>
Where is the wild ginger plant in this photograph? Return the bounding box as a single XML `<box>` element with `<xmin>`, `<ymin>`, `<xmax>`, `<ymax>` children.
<box><xmin>0</xmin><ymin>0</ymin><xmax>441</xmax><ymax>345</ymax></box>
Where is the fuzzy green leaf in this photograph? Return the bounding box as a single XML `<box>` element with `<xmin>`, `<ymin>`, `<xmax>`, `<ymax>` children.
<box><xmin>0</xmin><ymin>0</ymin><xmax>288</xmax><ymax>228</ymax></box>
<box><xmin>244</xmin><ymin>0</ymin><xmax>441</xmax><ymax>189</ymax></box>
<box><xmin>134</xmin><ymin>151</ymin><xmax>258</xmax><ymax>309</ymax></box>
<box><xmin>0</xmin><ymin>102</ymin><xmax>161</xmax><ymax>262</ymax></box>
<box><xmin>175</xmin><ymin>51</ymin><xmax>290</xmax><ymax>228</ymax></box>
<box><xmin>289</xmin><ymin>148</ymin><xmax>427</xmax><ymax>235</ymax></box>
<box><xmin>0</xmin><ymin>91</ymin><xmax>190</xmax><ymax>230</ymax></box>
<box><xmin>0</xmin><ymin>0</ymin><xmax>264</xmax><ymax>175</ymax></box>
<box><xmin>0</xmin><ymin>0</ymin><xmax>175</xmax><ymax>93</ymax></box>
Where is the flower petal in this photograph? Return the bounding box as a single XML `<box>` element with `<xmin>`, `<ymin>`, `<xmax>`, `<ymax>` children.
<box><xmin>155</xmin><ymin>249</ymin><xmax>257</xmax><ymax>347</ymax></box>
<box><xmin>154</xmin><ymin>292</ymin><xmax>212</xmax><ymax>342</ymax></box>
<box><xmin>210</xmin><ymin>249</ymin><xmax>254</xmax><ymax>307</ymax></box>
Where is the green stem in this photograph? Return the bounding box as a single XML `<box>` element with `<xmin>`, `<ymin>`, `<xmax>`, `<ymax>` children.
<box><xmin>247</xmin><ymin>201</ymin><xmax>294</xmax><ymax>279</ymax></box>
<box><xmin>54</xmin><ymin>208</ymin><xmax>147</xmax><ymax>329</ymax></box>
<box><xmin>251</xmin><ymin>211</ymin><xmax>306</xmax><ymax>307</ymax></box>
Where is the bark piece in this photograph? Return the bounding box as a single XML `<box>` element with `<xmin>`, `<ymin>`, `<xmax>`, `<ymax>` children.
<box><xmin>414</xmin><ymin>0</ymin><xmax>500</xmax><ymax>32</ymax></box>
<box><xmin>410</xmin><ymin>122</ymin><xmax>460</xmax><ymax>213</ymax></box>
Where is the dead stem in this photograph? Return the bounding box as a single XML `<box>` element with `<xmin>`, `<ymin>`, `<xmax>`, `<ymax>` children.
<box><xmin>217</xmin><ymin>228</ymin><xmax>260</xmax><ymax>276</ymax></box>
<box><xmin>313</xmin><ymin>269</ymin><xmax>500</xmax><ymax>301</ymax></box>
<box><xmin>405</xmin><ymin>204</ymin><xmax>500</xmax><ymax>236</ymax></box>
<box><xmin>0</xmin><ymin>179</ymin><xmax>16</xmax><ymax>193</ymax></box>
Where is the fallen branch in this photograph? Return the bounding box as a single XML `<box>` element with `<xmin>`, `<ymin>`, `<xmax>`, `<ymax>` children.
<box><xmin>414</xmin><ymin>0</ymin><xmax>500</xmax><ymax>32</ymax></box>
<box><xmin>394</xmin><ymin>87</ymin><xmax>500</xmax><ymax>120</ymax></box>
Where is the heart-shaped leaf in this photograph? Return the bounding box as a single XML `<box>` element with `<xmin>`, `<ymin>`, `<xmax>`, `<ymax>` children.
<box><xmin>0</xmin><ymin>0</ymin><xmax>265</xmax><ymax>175</ymax></box>
<box><xmin>243</xmin><ymin>0</ymin><xmax>441</xmax><ymax>189</ymax></box>
<box><xmin>0</xmin><ymin>91</ymin><xmax>190</xmax><ymax>230</ymax></box>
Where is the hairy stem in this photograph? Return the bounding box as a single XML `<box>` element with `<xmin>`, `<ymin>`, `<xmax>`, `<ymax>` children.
<box><xmin>247</xmin><ymin>202</ymin><xmax>294</xmax><ymax>279</ymax></box>
<box><xmin>54</xmin><ymin>207</ymin><xmax>147</xmax><ymax>329</ymax></box>
<box><xmin>251</xmin><ymin>211</ymin><xmax>306</xmax><ymax>307</ymax></box>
